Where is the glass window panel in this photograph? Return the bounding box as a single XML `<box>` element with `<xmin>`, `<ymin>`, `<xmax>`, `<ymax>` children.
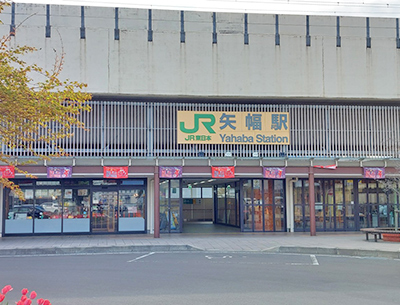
<box><xmin>294</xmin><ymin>205</ymin><xmax>303</xmax><ymax>231</ymax></box>
<box><xmin>227</xmin><ymin>197</ymin><xmax>236</xmax><ymax>226</ymax></box>
<box><xmin>191</xmin><ymin>188</ymin><xmax>201</xmax><ymax>198</ymax></box>
<box><xmin>293</xmin><ymin>180</ymin><xmax>302</xmax><ymax>205</ymax></box>
<box><xmin>264</xmin><ymin>180</ymin><xmax>272</xmax><ymax>205</ymax></box>
<box><xmin>243</xmin><ymin>204</ymin><xmax>253</xmax><ymax>231</ymax></box>
<box><xmin>274</xmin><ymin>180</ymin><xmax>284</xmax><ymax>205</ymax></box>
<box><xmin>345</xmin><ymin>180</ymin><xmax>355</xmax><ymax>229</ymax></box>
<box><xmin>227</xmin><ymin>186</ymin><xmax>235</xmax><ymax>198</ymax></box>
<box><xmin>119</xmin><ymin>189</ymin><xmax>145</xmax><ymax>218</ymax></box>
<box><xmin>118</xmin><ymin>189</ymin><xmax>146</xmax><ymax>232</ymax></box>
<box><xmin>170</xmin><ymin>206</ymin><xmax>180</xmax><ymax>231</ymax></box>
<box><xmin>359</xmin><ymin>204</ymin><xmax>368</xmax><ymax>228</ymax></box>
<box><xmin>35</xmin><ymin>188</ymin><xmax>62</xmax><ymax>233</ymax></box>
<box><xmin>35</xmin><ymin>189</ymin><xmax>62</xmax><ymax>219</ymax></box>
<box><xmin>63</xmin><ymin>189</ymin><xmax>90</xmax><ymax>233</ymax></box>
<box><xmin>358</xmin><ymin>180</ymin><xmax>367</xmax><ymax>204</ymax></box>
<box><xmin>182</xmin><ymin>188</ymin><xmax>192</xmax><ymax>198</ymax></box>
<box><xmin>243</xmin><ymin>180</ymin><xmax>252</xmax><ymax>204</ymax></box>
<box><xmin>160</xmin><ymin>205</ymin><xmax>169</xmax><ymax>232</ymax></box>
<box><xmin>264</xmin><ymin>205</ymin><xmax>273</xmax><ymax>231</ymax></box>
<box><xmin>315</xmin><ymin>204</ymin><xmax>324</xmax><ymax>230</ymax></box>
<box><xmin>160</xmin><ymin>180</ymin><xmax>169</xmax><ymax>204</ymax></box>
<box><xmin>5</xmin><ymin>189</ymin><xmax>34</xmax><ymax>234</ymax></box>
<box><xmin>253</xmin><ymin>180</ymin><xmax>262</xmax><ymax>205</ymax></box>
<box><xmin>325</xmin><ymin>205</ymin><xmax>335</xmax><ymax>230</ymax></box>
<box><xmin>274</xmin><ymin>205</ymin><xmax>285</xmax><ymax>231</ymax></box>
<box><xmin>202</xmin><ymin>188</ymin><xmax>213</xmax><ymax>198</ymax></box>
<box><xmin>254</xmin><ymin>205</ymin><xmax>263</xmax><ymax>231</ymax></box>
<box><xmin>315</xmin><ymin>180</ymin><xmax>323</xmax><ymax>204</ymax></box>
<box><xmin>304</xmin><ymin>205</ymin><xmax>310</xmax><ymax>230</ymax></box>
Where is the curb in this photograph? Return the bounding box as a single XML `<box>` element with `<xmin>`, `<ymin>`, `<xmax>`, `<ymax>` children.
<box><xmin>1</xmin><ymin>245</ymin><xmax>400</xmax><ymax>259</ymax></box>
<box><xmin>274</xmin><ymin>246</ymin><xmax>400</xmax><ymax>259</ymax></box>
<box><xmin>0</xmin><ymin>244</ymin><xmax>198</xmax><ymax>256</ymax></box>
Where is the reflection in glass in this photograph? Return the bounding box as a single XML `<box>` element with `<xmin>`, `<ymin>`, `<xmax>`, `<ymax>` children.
<box><xmin>119</xmin><ymin>189</ymin><xmax>146</xmax><ymax>232</ymax></box>
<box><xmin>92</xmin><ymin>191</ymin><xmax>118</xmax><ymax>232</ymax></box>
<box><xmin>63</xmin><ymin>189</ymin><xmax>90</xmax><ymax>233</ymax></box>
<box><xmin>5</xmin><ymin>189</ymin><xmax>34</xmax><ymax>234</ymax></box>
<box><xmin>35</xmin><ymin>189</ymin><xmax>62</xmax><ymax>233</ymax></box>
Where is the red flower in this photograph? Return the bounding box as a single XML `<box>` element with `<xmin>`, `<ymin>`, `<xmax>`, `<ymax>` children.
<box><xmin>29</xmin><ymin>291</ymin><xmax>37</xmax><ymax>300</ymax></box>
<box><xmin>1</xmin><ymin>285</ymin><xmax>13</xmax><ymax>294</ymax></box>
<box><xmin>0</xmin><ymin>293</ymin><xmax>5</xmax><ymax>302</ymax></box>
<box><xmin>21</xmin><ymin>288</ymin><xmax>29</xmax><ymax>295</ymax></box>
<box><xmin>37</xmin><ymin>298</ymin><xmax>45</xmax><ymax>305</ymax></box>
<box><xmin>24</xmin><ymin>299</ymin><xmax>32</xmax><ymax>305</ymax></box>
<box><xmin>42</xmin><ymin>300</ymin><xmax>51</xmax><ymax>305</ymax></box>
<box><xmin>21</xmin><ymin>295</ymin><xmax>28</xmax><ymax>302</ymax></box>
<box><xmin>16</xmin><ymin>301</ymin><xmax>24</xmax><ymax>305</ymax></box>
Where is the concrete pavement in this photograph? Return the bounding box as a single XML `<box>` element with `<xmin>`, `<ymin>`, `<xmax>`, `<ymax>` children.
<box><xmin>1</xmin><ymin>232</ymin><xmax>400</xmax><ymax>259</ymax></box>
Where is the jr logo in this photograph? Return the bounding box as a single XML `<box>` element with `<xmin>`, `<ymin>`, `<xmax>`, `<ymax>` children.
<box><xmin>179</xmin><ymin>114</ymin><xmax>216</xmax><ymax>134</ymax></box>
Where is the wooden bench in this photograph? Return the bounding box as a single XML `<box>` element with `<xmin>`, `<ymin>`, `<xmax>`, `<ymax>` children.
<box><xmin>360</xmin><ymin>228</ymin><xmax>400</xmax><ymax>242</ymax></box>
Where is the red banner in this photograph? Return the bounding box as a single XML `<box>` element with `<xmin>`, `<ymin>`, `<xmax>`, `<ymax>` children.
<box><xmin>103</xmin><ymin>166</ymin><xmax>129</xmax><ymax>179</ymax></box>
<box><xmin>211</xmin><ymin>166</ymin><xmax>235</xmax><ymax>178</ymax></box>
<box><xmin>0</xmin><ymin>166</ymin><xmax>15</xmax><ymax>178</ymax></box>
<box><xmin>313</xmin><ymin>164</ymin><xmax>337</xmax><ymax>170</ymax></box>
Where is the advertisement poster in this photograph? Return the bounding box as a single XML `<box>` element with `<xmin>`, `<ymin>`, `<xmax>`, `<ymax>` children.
<box><xmin>364</xmin><ymin>167</ymin><xmax>385</xmax><ymax>179</ymax></box>
<box><xmin>103</xmin><ymin>166</ymin><xmax>129</xmax><ymax>179</ymax></box>
<box><xmin>159</xmin><ymin>166</ymin><xmax>183</xmax><ymax>178</ymax></box>
<box><xmin>0</xmin><ymin>166</ymin><xmax>15</xmax><ymax>178</ymax></box>
<box><xmin>211</xmin><ymin>166</ymin><xmax>235</xmax><ymax>178</ymax></box>
<box><xmin>178</xmin><ymin>111</ymin><xmax>290</xmax><ymax>145</ymax></box>
<box><xmin>47</xmin><ymin>166</ymin><xmax>72</xmax><ymax>178</ymax></box>
<box><xmin>263</xmin><ymin>167</ymin><xmax>285</xmax><ymax>179</ymax></box>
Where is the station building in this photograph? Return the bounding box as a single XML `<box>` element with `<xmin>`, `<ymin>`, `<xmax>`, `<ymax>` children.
<box><xmin>1</xmin><ymin>3</ymin><xmax>400</xmax><ymax>236</ymax></box>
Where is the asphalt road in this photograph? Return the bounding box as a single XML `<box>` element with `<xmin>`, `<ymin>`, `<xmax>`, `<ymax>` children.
<box><xmin>1</xmin><ymin>252</ymin><xmax>399</xmax><ymax>305</ymax></box>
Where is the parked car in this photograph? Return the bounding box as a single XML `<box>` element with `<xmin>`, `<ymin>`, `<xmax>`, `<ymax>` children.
<box><xmin>8</xmin><ymin>205</ymin><xmax>50</xmax><ymax>219</ymax></box>
<box><xmin>41</xmin><ymin>202</ymin><xmax>61</xmax><ymax>213</ymax></box>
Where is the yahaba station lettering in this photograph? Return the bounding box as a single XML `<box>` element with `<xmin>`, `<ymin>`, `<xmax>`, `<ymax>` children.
<box><xmin>179</xmin><ymin>111</ymin><xmax>290</xmax><ymax>145</ymax></box>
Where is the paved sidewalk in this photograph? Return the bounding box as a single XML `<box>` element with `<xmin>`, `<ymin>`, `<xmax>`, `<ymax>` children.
<box><xmin>1</xmin><ymin>232</ymin><xmax>400</xmax><ymax>258</ymax></box>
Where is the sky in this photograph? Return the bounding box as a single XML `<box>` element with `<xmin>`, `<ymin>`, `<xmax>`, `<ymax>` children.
<box><xmin>11</xmin><ymin>0</ymin><xmax>400</xmax><ymax>18</ymax></box>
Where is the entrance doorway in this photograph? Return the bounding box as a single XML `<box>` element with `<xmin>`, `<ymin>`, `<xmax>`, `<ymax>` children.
<box><xmin>92</xmin><ymin>191</ymin><xmax>118</xmax><ymax>232</ymax></box>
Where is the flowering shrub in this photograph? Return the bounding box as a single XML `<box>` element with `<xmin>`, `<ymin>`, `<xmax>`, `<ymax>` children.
<box><xmin>0</xmin><ymin>285</ymin><xmax>51</xmax><ymax>305</ymax></box>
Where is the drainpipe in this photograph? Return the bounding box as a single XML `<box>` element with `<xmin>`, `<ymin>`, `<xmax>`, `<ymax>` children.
<box><xmin>154</xmin><ymin>166</ymin><xmax>160</xmax><ymax>238</ymax></box>
<box><xmin>309</xmin><ymin>166</ymin><xmax>316</xmax><ymax>236</ymax></box>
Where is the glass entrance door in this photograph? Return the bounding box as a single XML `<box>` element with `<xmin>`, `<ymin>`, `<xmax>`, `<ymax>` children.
<box><xmin>160</xmin><ymin>179</ymin><xmax>181</xmax><ymax>233</ymax></box>
<box><xmin>92</xmin><ymin>191</ymin><xmax>118</xmax><ymax>232</ymax></box>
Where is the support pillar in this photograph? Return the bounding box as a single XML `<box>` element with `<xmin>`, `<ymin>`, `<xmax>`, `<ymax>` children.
<box><xmin>154</xmin><ymin>166</ymin><xmax>160</xmax><ymax>238</ymax></box>
<box><xmin>308</xmin><ymin>166</ymin><xmax>316</xmax><ymax>236</ymax></box>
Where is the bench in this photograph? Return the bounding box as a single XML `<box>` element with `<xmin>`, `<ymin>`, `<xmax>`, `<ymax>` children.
<box><xmin>360</xmin><ymin>228</ymin><xmax>400</xmax><ymax>242</ymax></box>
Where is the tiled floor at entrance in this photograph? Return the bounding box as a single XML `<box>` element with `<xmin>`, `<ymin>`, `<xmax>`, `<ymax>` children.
<box><xmin>182</xmin><ymin>222</ymin><xmax>240</xmax><ymax>234</ymax></box>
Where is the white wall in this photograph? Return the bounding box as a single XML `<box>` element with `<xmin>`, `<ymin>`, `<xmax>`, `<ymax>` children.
<box><xmin>1</xmin><ymin>4</ymin><xmax>400</xmax><ymax>99</ymax></box>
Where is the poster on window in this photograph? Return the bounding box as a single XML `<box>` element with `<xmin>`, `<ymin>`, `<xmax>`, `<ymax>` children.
<box><xmin>263</xmin><ymin>167</ymin><xmax>285</xmax><ymax>179</ymax></box>
<box><xmin>159</xmin><ymin>166</ymin><xmax>183</xmax><ymax>178</ymax></box>
<box><xmin>211</xmin><ymin>166</ymin><xmax>235</xmax><ymax>178</ymax></box>
<box><xmin>364</xmin><ymin>167</ymin><xmax>385</xmax><ymax>179</ymax></box>
<box><xmin>103</xmin><ymin>166</ymin><xmax>128</xmax><ymax>179</ymax></box>
<box><xmin>47</xmin><ymin>166</ymin><xmax>72</xmax><ymax>178</ymax></box>
<box><xmin>0</xmin><ymin>166</ymin><xmax>15</xmax><ymax>178</ymax></box>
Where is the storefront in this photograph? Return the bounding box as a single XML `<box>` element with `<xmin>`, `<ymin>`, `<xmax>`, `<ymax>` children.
<box><xmin>3</xmin><ymin>179</ymin><xmax>147</xmax><ymax>235</ymax></box>
<box><xmin>158</xmin><ymin>177</ymin><xmax>286</xmax><ymax>233</ymax></box>
<box><xmin>293</xmin><ymin>178</ymin><xmax>400</xmax><ymax>232</ymax></box>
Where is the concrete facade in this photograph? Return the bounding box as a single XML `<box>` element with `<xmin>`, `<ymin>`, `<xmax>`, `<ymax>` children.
<box><xmin>0</xmin><ymin>4</ymin><xmax>400</xmax><ymax>100</ymax></box>
<box><xmin>1</xmin><ymin>3</ymin><xmax>400</xmax><ymax>237</ymax></box>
